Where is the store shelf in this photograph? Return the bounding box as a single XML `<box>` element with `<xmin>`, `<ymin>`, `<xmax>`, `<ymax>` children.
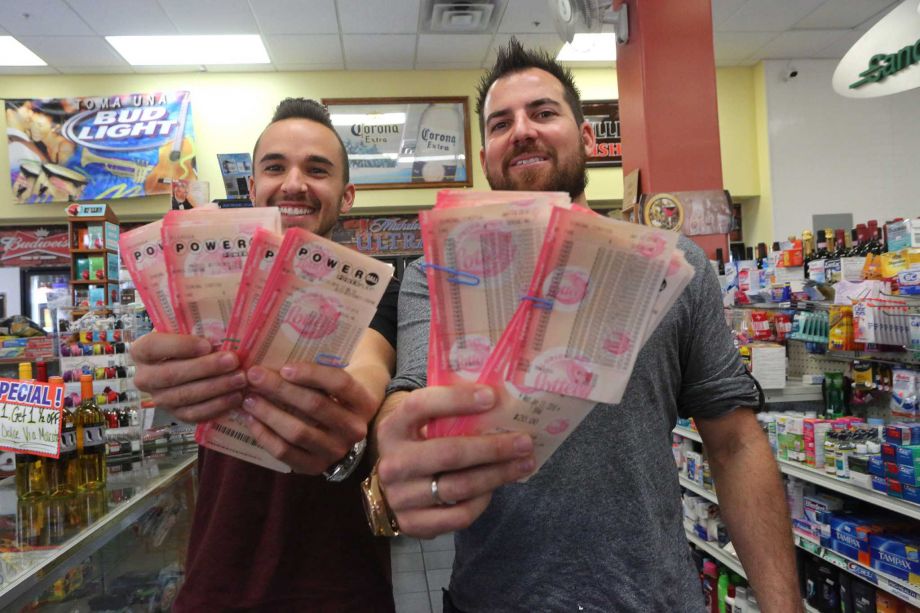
<box><xmin>678</xmin><ymin>475</ymin><xmax>719</xmax><ymax>503</ymax></box>
<box><xmin>70</xmin><ymin>248</ymin><xmax>118</xmax><ymax>255</ymax></box>
<box><xmin>673</xmin><ymin>426</ymin><xmax>702</xmax><ymax>443</ymax></box>
<box><xmin>795</xmin><ymin>534</ymin><xmax>920</xmax><ymax>608</ymax></box>
<box><xmin>0</xmin><ymin>450</ymin><xmax>196</xmax><ymax>608</ymax></box>
<box><xmin>762</xmin><ymin>383</ymin><xmax>823</xmax><ymax>403</ymax></box>
<box><xmin>685</xmin><ymin>530</ymin><xmax>747</xmax><ymax>579</ymax></box>
<box><xmin>778</xmin><ymin>459</ymin><xmax>920</xmax><ymax>521</ymax></box>
<box><xmin>787</xmin><ymin>340</ymin><xmax>920</xmax><ymax>367</ymax></box>
<box><xmin>70</xmin><ymin>279</ymin><xmax>119</xmax><ymax>285</ymax></box>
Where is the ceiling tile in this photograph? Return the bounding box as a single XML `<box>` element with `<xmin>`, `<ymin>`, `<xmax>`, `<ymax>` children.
<box><xmin>264</xmin><ymin>34</ymin><xmax>342</xmax><ymax>65</ymax></box>
<box><xmin>753</xmin><ymin>29</ymin><xmax>849</xmax><ymax>60</ymax></box>
<box><xmin>343</xmin><ymin>34</ymin><xmax>416</xmax><ymax>69</ymax></box>
<box><xmin>499</xmin><ymin>0</ymin><xmax>555</xmax><ymax>33</ymax></box>
<box><xmin>0</xmin><ymin>0</ymin><xmax>94</xmax><ymax>36</ymax></box>
<box><xmin>67</xmin><ymin>0</ymin><xmax>177</xmax><ymax>35</ymax></box>
<box><xmin>131</xmin><ymin>64</ymin><xmax>208</xmax><ymax>73</ymax></box>
<box><xmin>811</xmin><ymin>28</ymin><xmax>864</xmax><ymax>59</ymax></box>
<box><xmin>713</xmin><ymin>31</ymin><xmax>777</xmax><ymax>63</ymax></box>
<box><xmin>338</xmin><ymin>0</ymin><xmax>419</xmax><ymax>34</ymax></box>
<box><xmin>485</xmin><ymin>33</ymin><xmax>563</xmax><ymax>65</ymax></box>
<box><xmin>158</xmin><ymin>0</ymin><xmax>258</xmax><ymax>34</ymax></box>
<box><xmin>417</xmin><ymin>34</ymin><xmax>491</xmax><ymax>63</ymax></box>
<box><xmin>718</xmin><ymin>0</ymin><xmax>827</xmax><ymax>32</ymax></box>
<box><xmin>712</xmin><ymin>0</ymin><xmax>750</xmax><ymax>28</ymax></box>
<box><xmin>794</xmin><ymin>0</ymin><xmax>897</xmax><ymax>30</ymax></box>
<box><xmin>249</xmin><ymin>0</ymin><xmax>339</xmax><ymax>34</ymax></box>
<box><xmin>275</xmin><ymin>62</ymin><xmax>344</xmax><ymax>71</ymax></box>
<box><xmin>18</xmin><ymin>36</ymin><xmax>129</xmax><ymax>67</ymax></box>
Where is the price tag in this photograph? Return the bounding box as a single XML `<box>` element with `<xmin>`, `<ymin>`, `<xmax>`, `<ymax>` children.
<box><xmin>0</xmin><ymin>377</ymin><xmax>64</xmax><ymax>458</ymax></box>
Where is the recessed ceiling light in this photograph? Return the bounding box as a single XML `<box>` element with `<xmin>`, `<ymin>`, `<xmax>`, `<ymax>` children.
<box><xmin>556</xmin><ymin>33</ymin><xmax>617</xmax><ymax>62</ymax></box>
<box><xmin>0</xmin><ymin>37</ymin><xmax>46</xmax><ymax>66</ymax></box>
<box><xmin>106</xmin><ymin>35</ymin><xmax>270</xmax><ymax>66</ymax></box>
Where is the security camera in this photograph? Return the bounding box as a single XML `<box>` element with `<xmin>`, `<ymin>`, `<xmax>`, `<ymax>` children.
<box><xmin>782</xmin><ymin>65</ymin><xmax>799</xmax><ymax>81</ymax></box>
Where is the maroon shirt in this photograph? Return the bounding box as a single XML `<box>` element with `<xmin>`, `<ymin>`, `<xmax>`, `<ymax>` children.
<box><xmin>174</xmin><ymin>280</ymin><xmax>398</xmax><ymax>612</ymax></box>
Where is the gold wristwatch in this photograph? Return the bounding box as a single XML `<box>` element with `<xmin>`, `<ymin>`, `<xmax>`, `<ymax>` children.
<box><xmin>361</xmin><ymin>461</ymin><xmax>400</xmax><ymax>537</ymax></box>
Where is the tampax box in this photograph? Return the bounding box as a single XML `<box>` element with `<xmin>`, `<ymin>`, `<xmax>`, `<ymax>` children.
<box><xmin>869</xmin><ymin>534</ymin><xmax>920</xmax><ymax>585</ymax></box>
<box><xmin>823</xmin><ymin>514</ymin><xmax>888</xmax><ymax>566</ymax></box>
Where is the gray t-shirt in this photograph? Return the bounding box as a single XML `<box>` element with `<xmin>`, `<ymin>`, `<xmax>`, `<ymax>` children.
<box><xmin>388</xmin><ymin>235</ymin><xmax>758</xmax><ymax>612</ymax></box>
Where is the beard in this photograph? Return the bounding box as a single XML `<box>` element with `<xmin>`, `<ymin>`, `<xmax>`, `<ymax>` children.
<box><xmin>485</xmin><ymin>142</ymin><xmax>588</xmax><ymax>201</ymax></box>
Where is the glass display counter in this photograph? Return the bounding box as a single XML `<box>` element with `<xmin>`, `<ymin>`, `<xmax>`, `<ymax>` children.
<box><xmin>0</xmin><ymin>446</ymin><xmax>197</xmax><ymax>612</ymax></box>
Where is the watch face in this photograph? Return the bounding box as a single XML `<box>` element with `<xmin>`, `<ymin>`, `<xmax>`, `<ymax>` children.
<box><xmin>643</xmin><ymin>193</ymin><xmax>684</xmax><ymax>232</ymax></box>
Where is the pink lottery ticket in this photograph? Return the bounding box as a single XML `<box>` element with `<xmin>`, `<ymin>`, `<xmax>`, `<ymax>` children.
<box><xmin>434</xmin><ymin>189</ymin><xmax>570</xmax><ymax>210</ymax></box>
<box><xmin>198</xmin><ymin>227</ymin><xmax>394</xmax><ymax>472</ymax></box>
<box><xmin>221</xmin><ymin>228</ymin><xmax>283</xmax><ymax>352</ymax></box>
<box><xmin>420</xmin><ymin>193</ymin><xmax>571</xmax><ymax>388</ymax></box>
<box><xmin>429</xmin><ymin>303</ymin><xmax>598</xmax><ymax>476</ymax></box>
<box><xmin>161</xmin><ymin>208</ymin><xmax>281</xmax><ymax>348</ymax></box>
<box><xmin>508</xmin><ymin>206</ymin><xmax>678</xmax><ymax>405</ymax></box>
<box><xmin>119</xmin><ymin>219</ymin><xmax>181</xmax><ymax>333</ymax></box>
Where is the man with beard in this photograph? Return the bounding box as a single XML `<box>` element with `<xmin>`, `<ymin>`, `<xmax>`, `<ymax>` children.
<box><xmin>371</xmin><ymin>40</ymin><xmax>800</xmax><ymax>612</ymax></box>
<box><xmin>131</xmin><ymin>99</ymin><xmax>398</xmax><ymax>612</ymax></box>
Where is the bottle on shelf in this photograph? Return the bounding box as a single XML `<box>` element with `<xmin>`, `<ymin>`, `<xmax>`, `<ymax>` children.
<box><xmin>48</xmin><ymin>374</ymin><xmax>79</xmax><ymax>498</ymax></box>
<box><xmin>15</xmin><ymin>362</ymin><xmax>49</xmax><ymax>500</ymax></box>
<box><xmin>75</xmin><ymin>374</ymin><xmax>107</xmax><ymax>491</ymax></box>
<box><xmin>801</xmin><ymin>230</ymin><xmax>814</xmax><ymax>277</ymax></box>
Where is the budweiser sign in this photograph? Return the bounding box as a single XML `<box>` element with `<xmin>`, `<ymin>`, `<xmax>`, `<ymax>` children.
<box><xmin>0</xmin><ymin>227</ymin><xmax>70</xmax><ymax>267</ymax></box>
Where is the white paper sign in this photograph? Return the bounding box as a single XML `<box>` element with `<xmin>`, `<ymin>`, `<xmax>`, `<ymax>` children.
<box><xmin>0</xmin><ymin>378</ymin><xmax>64</xmax><ymax>458</ymax></box>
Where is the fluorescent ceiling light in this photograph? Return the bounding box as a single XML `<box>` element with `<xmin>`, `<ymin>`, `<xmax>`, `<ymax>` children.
<box><xmin>556</xmin><ymin>33</ymin><xmax>617</xmax><ymax>62</ymax></box>
<box><xmin>107</xmin><ymin>35</ymin><xmax>269</xmax><ymax>65</ymax></box>
<box><xmin>0</xmin><ymin>37</ymin><xmax>46</xmax><ymax>66</ymax></box>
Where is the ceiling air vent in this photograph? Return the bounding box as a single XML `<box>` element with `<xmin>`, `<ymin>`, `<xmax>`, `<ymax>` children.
<box><xmin>421</xmin><ymin>1</ymin><xmax>504</xmax><ymax>33</ymax></box>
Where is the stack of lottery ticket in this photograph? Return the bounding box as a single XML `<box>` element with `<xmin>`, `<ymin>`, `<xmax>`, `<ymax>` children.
<box><xmin>423</xmin><ymin>190</ymin><xmax>694</xmax><ymax>472</ymax></box>
<box><xmin>161</xmin><ymin>208</ymin><xmax>282</xmax><ymax>348</ymax></box>
<box><xmin>221</xmin><ymin>228</ymin><xmax>282</xmax><ymax>352</ymax></box>
<box><xmin>197</xmin><ymin>227</ymin><xmax>394</xmax><ymax>472</ymax></box>
<box><xmin>119</xmin><ymin>219</ymin><xmax>182</xmax><ymax>333</ymax></box>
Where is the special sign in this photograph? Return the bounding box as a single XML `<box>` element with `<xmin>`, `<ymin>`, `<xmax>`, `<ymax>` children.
<box><xmin>6</xmin><ymin>91</ymin><xmax>197</xmax><ymax>204</ymax></box>
<box><xmin>0</xmin><ymin>377</ymin><xmax>64</xmax><ymax>458</ymax></box>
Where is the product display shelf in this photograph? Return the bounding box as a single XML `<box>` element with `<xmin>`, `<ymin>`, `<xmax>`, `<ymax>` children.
<box><xmin>684</xmin><ymin>530</ymin><xmax>747</xmax><ymax>580</ymax></box>
<box><xmin>762</xmin><ymin>383</ymin><xmax>824</xmax><ymax>403</ymax></box>
<box><xmin>794</xmin><ymin>533</ymin><xmax>920</xmax><ymax>608</ymax></box>
<box><xmin>0</xmin><ymin>449</ymin><xmax>196</xmax><ymax>609</ymax></box>
<box><xmin>678</xmin><ymin>475</ymin><xmax>718</xmax><ymax>504</ymax></box>
<box><xmin>786</xmin><ymin>341</ymin><xmax>920</xmax><ymax>367</ymax></box>
<box><xmin>673</xmin><ymin>425</ymin><xmax>702</xmax><ymax>443</ymax></box>
<box><xmin>777</xmin><ymin>459</ymin><xmax>920</xmax><ymax>521</ymax></box>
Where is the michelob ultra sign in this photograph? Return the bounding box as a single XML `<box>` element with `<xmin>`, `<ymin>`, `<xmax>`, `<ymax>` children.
<box><xmin>6</xmin><ymin>91</ymin><xmax>198</xmax><ymax>203</ymax></box>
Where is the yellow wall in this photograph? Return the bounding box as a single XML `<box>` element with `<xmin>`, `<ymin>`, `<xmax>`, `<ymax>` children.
<box><xmin>745</xmin><ymin>62</ymin><xmax>774</xmax><ymax>247</ymax></box>
<box><xmin>0</xmin><ymin>66</ymin><xmax>759</xmax><ymax>224</ymax></box>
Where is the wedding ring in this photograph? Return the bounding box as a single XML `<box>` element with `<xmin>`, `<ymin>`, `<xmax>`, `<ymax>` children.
<box><xmin>431</xmin><ymin>474</ymin><xmax>456</xmax><ymax>506</ymax></box>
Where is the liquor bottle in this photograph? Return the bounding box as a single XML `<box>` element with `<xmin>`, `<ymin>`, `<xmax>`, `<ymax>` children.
<box><xmin>801</xmin><ymin>231</ymin><xmax>814</xmax><ymax>277</ymax></box>
<box><xmin>834</xmin><ymin>229</ymin><xmax>848</xmax><ymax>256</ymax></box>
<box><xmin>809</xmin><ymin>230</ymin><xmax>829</xmax><ymax>282</ymax></box>
<box><xmin>48</xmin><ymin>374</ymin><xmax>79</xmax><ymax>498</ymax></box>
<box><xmin>814</xmin><ymin>230</ymin><xmax>829</xmax><ymax>259</ymax></box>
<box><xmin>745</xmin><ymin>246</ymin><xmax>754</xmax><ymax>261</ymax></box>
<box><xmin>824</xmin><ymin>229</ymin><xmax>847</xmax><ymax>283</ymax></box>
<box><xmin>15</xmin><ymin>362</ymin><xmax>49</xmax><ymax>499</ymax></box>
<box><xmin>75</xmin><ymin>374</ymin><xmax>106</xmax><ymax>491</ymax></box>
<box><xmin>715</xmin><ymin>248</ymin><xmax>725</xmax><ymax>275</ymax></box>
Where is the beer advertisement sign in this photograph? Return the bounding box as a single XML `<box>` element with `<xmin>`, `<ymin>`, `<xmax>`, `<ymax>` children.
<box><xmin>582</xmin><ymin>100</ymin><xmax>622</xmax><ymax>168</ymax></box>
<box><xmin>323</xmin><ymin>97</ymin><xmax>472</xmax><ymax>190</ymax></box>
<box><xmin>5</xmin><ymin>91</ymin><xmax>197</xmax><ymax>204</ymax></box>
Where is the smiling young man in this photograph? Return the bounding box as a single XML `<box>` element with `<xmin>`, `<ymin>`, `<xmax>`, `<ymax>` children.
<box><xmin>132</xmin><ymin>98</ymin><xmax>399</xmax><ymax>612</ymax></box>
<box><xmin>372</xmin><ymin>40</ymin><xmax>801</xmax><ymax>612</ymax></box>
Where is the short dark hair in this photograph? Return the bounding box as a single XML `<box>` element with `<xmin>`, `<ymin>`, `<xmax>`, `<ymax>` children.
<box><xmin>475</xmin><ymin>37</ymin><xmax>585</xmax><ymax>140</ymax></box>
<box><xmin>252</xmin><ymin>97</ymin><xmax>350</xmax><ymax>183</ymax></box>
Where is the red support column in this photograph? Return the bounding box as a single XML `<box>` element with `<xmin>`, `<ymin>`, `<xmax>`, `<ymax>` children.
<box><xmin>615</xmin><ymin>0</ymin><xmax>728</xmax><ymax>258</ymax></box>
